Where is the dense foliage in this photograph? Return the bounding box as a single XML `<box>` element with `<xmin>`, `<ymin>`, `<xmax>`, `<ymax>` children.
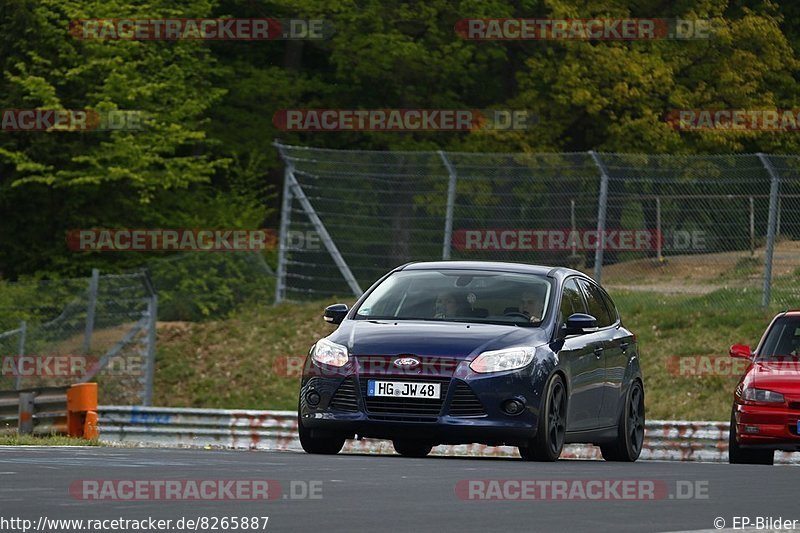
<box><xmin>1</xmin><ymin>0</ymin><xmax>798</xmax><ymax>279</ymax></box>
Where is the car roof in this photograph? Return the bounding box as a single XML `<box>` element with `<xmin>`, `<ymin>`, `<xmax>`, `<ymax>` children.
<box><xmin>782</xmin><ymin>310</ymin><xmax>800</xmax><ymax>317</ymax></box>
<box><xmin>398</xmin><ymin>261</ymin><xmax>590</xmax><ymax>283</ymax></box>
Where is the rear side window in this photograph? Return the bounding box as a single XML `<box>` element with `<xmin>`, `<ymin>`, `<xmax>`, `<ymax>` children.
<box><xmin>579</xmin><ymin>279</ymin><xmax>614</xmax><ymax>328</ymax></box>
<box><xmin>559</xmin><ymin>278</ymin><xmax>586</xmax><ymax>322</ymax></box>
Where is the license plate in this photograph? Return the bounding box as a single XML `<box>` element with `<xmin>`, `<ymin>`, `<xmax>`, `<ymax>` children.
<box><xmin>797</xmin><ymin>420</ymin><xmax>800</xmax><ymax>434</ymax></box>
<box><xmin>367</xmin><ymin>380</ymin><xmax>441</xmax><ymax>399</ymax></box>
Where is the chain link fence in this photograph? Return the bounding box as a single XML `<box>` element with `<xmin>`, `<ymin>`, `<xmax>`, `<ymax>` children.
<box><xmin>147</xmin><ymin>252</ymin><xmax>275</xmax><ymax>321</ymax></box>
<box><xmin>0</xmin><ymin>271</ymin><xmax>156</xmax><ymax>405</ymax></box>
<box><xmin>0</xmin><ymin>250</ymin><xmax>276</xmax><ymax>404</ymax></box>
<box><xmin>274</xmin><ymin>142</ymin><xmax>800</xmax><ymax>308</ymax></box>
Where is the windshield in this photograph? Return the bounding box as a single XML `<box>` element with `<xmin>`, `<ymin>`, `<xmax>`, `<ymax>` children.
<box><xmin>354</xmin><ymin>269</ymin><xmax>552</xmax><ymax>327</ymax></box>
<box><xmin>759</xmin><ymin>316</ymin><xmax>800</xmax><ymax>360</ymax></box>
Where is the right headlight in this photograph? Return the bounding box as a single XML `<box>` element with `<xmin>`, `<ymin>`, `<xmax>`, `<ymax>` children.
<box><xmin>740</xmin><ymin>387</ymin><xmax>784</xmax><ymax>403</ymax></box>
<box><xmin>311</xmin><ymin>338</ymin><xmax>349</xmax><ymax>367</ymax></box>
<box><xmin>469</xmin><ymin>347</ymin><xmax>535</xmax><ymax>374</ymax></box>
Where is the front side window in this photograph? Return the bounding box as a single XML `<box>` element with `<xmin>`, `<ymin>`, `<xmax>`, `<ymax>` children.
<box><xmin>759</xmin><ymin>317</ymin><xmax>800</xmax><ymax>359</ymax></box>
<box><xmin>355</xmin><ymin>269</ymin><xmax>553</xmax><ymax>327</ymax></box>
<box><xmin>579</xmin><ymin>279</ymin><xmax>614</xmax><ymax>328</ymax></box>
<box><xmin>559</xmin><ymin>278</ymin><xmax>586</xmax><ymax>324</ymax></box>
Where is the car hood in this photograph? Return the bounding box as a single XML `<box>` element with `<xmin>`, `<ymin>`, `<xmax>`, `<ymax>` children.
<box><xmin>747</xmin><ymin>360</ymin><xmax>800</xmax><ymax>394</ymax></box>
<box><xmin>328</xmin><ymin>319</ymin><xmax>549</xmax><ymax>359</ymax></box>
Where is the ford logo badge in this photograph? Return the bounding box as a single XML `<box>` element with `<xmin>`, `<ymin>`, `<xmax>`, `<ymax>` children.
<box><xmin>394</xmin><ymin>357</ymin><xmax>420</xmax><ymax>368</ymax></box>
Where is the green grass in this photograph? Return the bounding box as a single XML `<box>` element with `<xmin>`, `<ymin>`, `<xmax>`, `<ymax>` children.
<box><xmin>152</xmin><ymin>287</ymin><xmax>796</xmax><ymax>421</ymax></box>
<box><xmin>614</xmin><ymin>289</ymin><xmax>778</xmax><ymax>420</ymax></box>
<box><xmin>154</xmin><ymin>301</ymin><xmax>343</xmax><ymax>410</ymax></box>
<box><xmin>0</xmin><ymin>433</ymin><xmax>101</xmax><ymax>445</ymax></box>
<box><xmin>716</xmin><ymin>256</ymin><xmax>762</xmax><ymax>282</ymax></box>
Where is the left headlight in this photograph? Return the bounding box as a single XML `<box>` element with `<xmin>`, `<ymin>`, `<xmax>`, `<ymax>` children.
<box><xmin>740</xmin><ymin>387</ymin><xmax>785</xmax><ymax>403</ymax></box>
<box><xmin>311</xmin><ymin>338</ymin><xmax>349</xmax><ymax>367</ymax></box>
<box><xmin>469</xmin><ymin>347</ymin><xmax>535</xmax><ymax>374</ymax></box>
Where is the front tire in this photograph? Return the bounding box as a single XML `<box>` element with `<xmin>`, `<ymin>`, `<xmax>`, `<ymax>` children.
<box><xmin>601</xmin><ymin>380</ymin><xmax>645</xmax><ymax>462</ymax></box>
<box><xmin>519</xmin><ymin>374</ymin><xmax>567</xmax><ymax>462</ymax></box>
<box><xmin>392</xmin><ymin>440</ymin><xmax>433</xmax><ymax>458</ymax></box>
<box><xmin>298</xmin><ymin>413</ymin><xmax>346</xmax><ymax>455</ymax></box>
<box><xmin>728</xmin><ymin>408</ymin><xmax>774</xmax><ymax>465</ymax></box>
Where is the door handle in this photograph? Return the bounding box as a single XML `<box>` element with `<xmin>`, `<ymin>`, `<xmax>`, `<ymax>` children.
<box><xmin>619</xmin><ymin>342</ymin><xmax>630</xmax><ymax>352</ymax></box>
<box><xmin>593</xmin><ymin>347</ymin><xmax>604</xmax><ymax>358</ymax></box>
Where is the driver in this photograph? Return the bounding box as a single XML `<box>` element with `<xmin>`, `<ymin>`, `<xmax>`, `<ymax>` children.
<box><xmin>790</xmin><ymin>335</ymin><xmax>800</xmax><ymax>357</ymax></box>
<box><xmin>519</xmin><ymin>289</ymin><xmax>544</xmax><ymax>322</ymax></box>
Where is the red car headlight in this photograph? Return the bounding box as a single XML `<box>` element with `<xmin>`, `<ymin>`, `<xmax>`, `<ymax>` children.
<box><xmin>740</xmin><ymin>387</ymin><xmax>785</xmax><ymax>404</ymax></box>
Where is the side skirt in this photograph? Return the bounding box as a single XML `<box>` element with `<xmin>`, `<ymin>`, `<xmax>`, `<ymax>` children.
<box><xmin>565</xmin><ymin>425</ymin><xmax>618</xmax><ymax>445</ymax></box>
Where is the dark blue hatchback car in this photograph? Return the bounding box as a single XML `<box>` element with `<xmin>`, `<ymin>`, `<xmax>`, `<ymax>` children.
<box><xmin>298</xmin><ymin>261</ymin><xmax>644</xmax><ymax>462</ymax></box>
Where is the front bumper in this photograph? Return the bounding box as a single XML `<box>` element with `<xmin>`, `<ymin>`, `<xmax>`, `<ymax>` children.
<box><xmin>733</xmin><ymin>401</ymin><xmax>800</xmax><ymax>451</ymax></box>
<box><xmin>298</xmin><ymin>362</ymin><xmax>546</xmax><ymax>447</ymax></box>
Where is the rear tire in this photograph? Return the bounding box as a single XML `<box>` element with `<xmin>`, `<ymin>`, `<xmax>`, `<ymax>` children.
<box><xmin>601</xmin><ymin>380</ymin><xmax>645</xmax><ymax>462</ymax></box>
<box><xmin>298</xmin><ymin>413</ymin><xmax>346</xmax><ymax>455</ymax></box>
<box><xmin>519</xmin><ymin>374</ymin><xmax>566</xmax><ymax>462</ymax></box>
<box><xmin>728</xmin><ymin>408</ymin><xmax>774</xmax><ymax>465</ymax></box>
<box><xmin>393</xmin><ymin>440</ymin><xmax>433</xmax><ymax>458</ymax></box>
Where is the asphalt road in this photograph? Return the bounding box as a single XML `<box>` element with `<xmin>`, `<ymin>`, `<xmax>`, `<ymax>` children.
<box><xmin>0</xmin><ymin>447</ymin><xmax>797</xmax><ymax>533</ymax></box>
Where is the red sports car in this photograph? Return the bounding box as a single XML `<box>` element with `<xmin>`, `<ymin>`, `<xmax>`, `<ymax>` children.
<box><xmin>729</xmin><ymin>310</ymin><xmax>800</xmax><ymax>465</ymax></box>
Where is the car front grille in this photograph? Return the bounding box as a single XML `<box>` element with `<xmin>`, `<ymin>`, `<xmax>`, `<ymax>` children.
<box><xmin>788</xmin><ymin>402</ymin><xmax>800</xmax><ymax>411</ymax></box>
<box><xmin>448</xmin><ymin>381</ymin><xmax>486</xmax><ymax>417</ymax></box>
<box><xmin>360</xmin><ymin>377</ymin><xmax>450</xmax><ymax>420</ymax></box>
<box><xmin>329</xmin><ymin>378</ymin><xmax>359</xmax><ymax>412</ymax></box>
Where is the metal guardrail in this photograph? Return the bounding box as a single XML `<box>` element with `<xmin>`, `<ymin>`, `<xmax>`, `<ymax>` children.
<box><xmin>99</xmin><ymin>406</ymin><xmax>800</xmax><ymax>463</ymax></box>
<box><xmin>1</xmin><ymin>384</ymin><xmax>99</xmax><ymax>438</ymax></box>
<box><xmin>0</xmin><ymin>387</ymin><xmax>69</xmax><ymax>435</ymax></box>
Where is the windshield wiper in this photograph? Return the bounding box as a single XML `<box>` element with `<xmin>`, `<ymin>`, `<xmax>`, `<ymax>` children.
<box><xmin>355</xmin><ymin>315</ymin><xmax>430</xmax><ymax>321</ymax></box>
<box><xmin>445</xmin><ymin>318</ymin><xmax>537</xmax><ymax>327</ymax></box>
<box><xmin>356</xmin><ymin>316</ymin><xmax>539</xmax><ymax>327</ymax></box>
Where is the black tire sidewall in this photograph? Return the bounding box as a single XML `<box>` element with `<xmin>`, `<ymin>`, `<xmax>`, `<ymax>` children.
<box><xmin>624</xmin><ymin>381</ymin><xmax>644</xmax><ymax>461</ymax></box>
<box><xmin>534</xmin><ymin>374</ymin><xmax>566</xmax><ymax>461</ymax></box>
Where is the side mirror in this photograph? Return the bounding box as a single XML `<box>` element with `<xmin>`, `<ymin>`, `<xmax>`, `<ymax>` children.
<box><xmin>323</xmin><ymin>304</ymin><xmax>349</xmax><ymax>325</ymax></box>
<box><xmin>565</xmin><ymin>313</ymin><xmax>597</xmax><ymax>336</ymax></box>
<box><xmin>729</xmin><ymin>343</ymin><xmax>753</xmax><ymax>359</ymax></box>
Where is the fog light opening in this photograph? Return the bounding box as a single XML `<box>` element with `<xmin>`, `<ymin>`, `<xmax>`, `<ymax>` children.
<box><xmin>502</xmin><ymin>399</ymin><xmax>525</xmax><ymax>416</ymax></box>
<box><xmin>306</xmin><ymin>390</ymin><xmax>321</xmax><ymax>407</ymax></box>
